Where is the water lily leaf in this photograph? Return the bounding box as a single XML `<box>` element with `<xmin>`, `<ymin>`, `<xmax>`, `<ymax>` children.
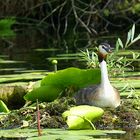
<box><xmin>0</xmin><ymin>127</ymin><xmax>127</xmax><ymax>140</ymax></box>
<box><xmin>0</xmin><ymin>100</ymin><xmax>10</xmax><ymax>113</ymax></box>
<box><xmin>27</xmin><ymin>135</ymin><xmax>92</xmax><ymax>140</ymax></box>
<box><xmin>41</xmin><ymin>67</ymin><xmax>101</xmax><ymax>90</ymax></box>
<box><xmin>0</xmin><ymin>128</ymin><xmax>126</xmax><ymax>139</ymax></box>
<box><xmin>62</xmin><ymin>105</ymin><xmax>104</xmax><ymax>130</ymax></box>
<box><xmin>24</xmin><ymin>86</ymin><xmax>62</xmax><ymax>102</ymax></box>
<box><xmin>24</xmin><ymin>68</ymin><xmax>100</xmax><ymax>102</ymax></box>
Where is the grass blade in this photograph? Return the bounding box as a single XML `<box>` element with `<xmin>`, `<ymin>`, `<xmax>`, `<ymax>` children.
<box><xmin>117</xmin><ymin>38</ymin><xmax>124</xmax><ymax>48</ymax></box>
<box><xmin>131</xmin><ymin>24</ymin><xmax>135</xmax><ymax>42</ymax></box>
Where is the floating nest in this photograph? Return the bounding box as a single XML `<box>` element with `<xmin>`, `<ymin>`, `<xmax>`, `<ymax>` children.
<box><xmin>0</xmin><ymin>97</ymin><xmax>139</xmax><ymax>131</ymax></box>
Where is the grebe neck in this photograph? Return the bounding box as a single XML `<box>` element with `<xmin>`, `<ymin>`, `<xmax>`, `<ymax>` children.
<box><xmin>100</xmin><ymin>60</ymin><xmax>110</xmax><ymax>87</ymax></box>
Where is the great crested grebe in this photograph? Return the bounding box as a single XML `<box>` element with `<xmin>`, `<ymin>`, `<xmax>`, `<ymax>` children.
<box><xmin>75</xmin><ymin>43</ymin><xmax>120</xmax><ymax>108</ymax></box>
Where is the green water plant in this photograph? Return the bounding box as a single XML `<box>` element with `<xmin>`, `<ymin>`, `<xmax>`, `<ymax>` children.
<box><xmin>62</xmin><ymin>105</ymin><xmax>104</xmax><ymax>130</ymax></box>
<box><xmin>110</xmin><ymin>24</ymin><xmax>140</xmax><ymax>71</ymax></box>
<box><xmin>111</xmin><ymin>24</ymin><xmax>140</xmax><ymax>75</ymax></box>
<box><xmin>24</xmin><ymin>67</ymin><xmax>101</xmax><ymax>102</ymax></box>
<box><xmin>52</xmin><ymin>59</ymin><xmax>58</xmax><ymax>73</ymax></box>
<box><xmin>0</xmin><ymin>100</ymin><xmax>10</xmax><ymax>113</ymax></box>
<box><xmin>81</xmin><ymin>24</ymin><xmax>140</xmax><ymax>77</ymax></box>
<box><xmin>80</xmin><ymin>49</ymin><xmax>99</xmax><ymax>69</ymax></box>
<box><xmin>24</xmin><ymin>85</ymin><xmax>63</xmax><ymax>102</ymax></box>
<box><xmin>0</xmin><ymin>128</ymin><xmax>126</xmax><ymax>139</ymax></box>
<box><xmin>116</xmin><ymin>24</ymin><xmax>140</xmax><ymax>50</ymax></box>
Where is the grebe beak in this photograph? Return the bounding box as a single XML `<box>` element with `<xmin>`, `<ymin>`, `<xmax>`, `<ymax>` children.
<box><xmin>103</xmin><ymin>46</ymin><xmax>114</xmax><ymax>53</ymax></box>
<box><xmin>108</xmin><ymin>47</ymin><xmax>114</xmax><ymax>53</ymax></box>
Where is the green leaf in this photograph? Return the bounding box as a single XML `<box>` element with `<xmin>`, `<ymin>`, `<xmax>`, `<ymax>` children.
<box><xmin>24</xmin><ymin>68</ymin><xmax>101</xmax><ymax>102</ymax></box>
<box><xmin>131</xmin><ymin>24</ymin><xmax>135</xmax><ymax>42</ymax></box>
<box><xmin>125</xmin><ymin>29</ymin><xmax>131</xmax><ymax>47</ymax></box>
<box><xmin>62</xmin><ymin>105</ymin><xmax>104</xmax><ymax>130</ymax></box>
<box><xmin>0</xmin><ymin>100</ymin><xmax>10</xmax><ymax>113</ymax></box>
<box><xmin>115</xmin><ymin>40</ymin><xmax>120</xmax><ymax>51</ymax></box>
<box><xmin>0</xmin><ymin>128</ymin><xmax>125</xmax><ymax>139</ymax></box>
<box><xmin>125</xmin><ymin>24</ymin><xmax>140</xmax><ymax>48</ymax></box>
<box><xmin>41</xmin><ymin>67</ymin><xmax>101</xmax><ymax>90</ymax></box>
<box><xmin>117</xmin><ymin>38</ymin><xmax>124</xmax><ymax>48</ymax></box>
<box><xmin>24</xmin><ymin>86</ymin><xmax>62</xmax><ymax>102</ymax></box>
<box><xmin>28</xmin><ymin>135</ymin><xmax>92</xmax><ymax>140</ymax></box>
<box><xmin>131</xmin><ymin>34</ymin><xmax>140</xmax><ymax>44</ymax></box>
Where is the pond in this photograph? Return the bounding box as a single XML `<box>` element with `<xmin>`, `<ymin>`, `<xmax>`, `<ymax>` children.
<box><xmin>0</xmin><ymin>29</ymin><xmax>140</xmax><ymax>139</ymax></box>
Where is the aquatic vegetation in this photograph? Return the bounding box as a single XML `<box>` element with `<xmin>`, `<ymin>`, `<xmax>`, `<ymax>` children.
<box><xmin>80</xmin><ymin>49</ymin><xmax>99</xmax><ymax>69</ymax></box>
<box><xmin>51</xmin><ymin>59</ymin><xmax>58</xmax><ymax>72</ymax></box>
<box><xmin>0</xmin><ymin>96</ymin><xmax>139</xmax><ymax>139</ymax></box>
<box><xmin>62</xmin><ymin>105</ymin><xmax>104</xmax><ymax>130</ymax></box>
<box><xmin>0</xmin><ymin>1</ymin><xmax>139</xmax><ymax>139</ymax></box>
<box><xmin>110</xmin><ymin>24</ymin><xmax>140</xmax><ymax>74</ymax></box>
<box><xmin>80</xmin><ymin>24</ymin><xmax>140</xmax><ymax>76</ymax></box>
<box><xmin>116</xmin><ymin>24</ymin><xmax>140</xmax><ymax>49</ymax></box>
<box><xmin>24</xmin><ymin>67</ymin><xmax>101</xmax><ymax>102</ymax></box>
<box><xmin>24</xmin><ymin>85</ymin><xmax>63</xmax><ymax>102</ymax></box>
<box><xmin>0</xmin><ymin>128</ymin><xmax>126</xmax><ymax>140</ymax></box>
<box><xmin>0</xmin><ymin>100</ymin><xmax>9</xmax><ymax>113</ymax></box>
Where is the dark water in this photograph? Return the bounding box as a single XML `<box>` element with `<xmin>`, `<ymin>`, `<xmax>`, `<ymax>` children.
<box><xmin>0</xmin><ymin>29</ymin><xmax>83</xmax><ymax>75</ymax></box>
<box><xmin>1</xmin><ymin>40</ymin><xmax>139</xmax><ymax>76</ymax></box>
<box><xmin>0</xmin><ymin>28</ymin><xmax>140</xmax><ymax>75</ymax></box>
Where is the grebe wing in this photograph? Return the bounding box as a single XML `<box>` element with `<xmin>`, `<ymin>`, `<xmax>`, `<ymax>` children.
<box><xmin>75</xmin><ymin>85</ymin><xmax>99</xmax><ymax>105</ymax></box>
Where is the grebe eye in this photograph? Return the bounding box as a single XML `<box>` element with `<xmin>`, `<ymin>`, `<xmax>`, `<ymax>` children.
<box><xmin>102</xmin><ymin>45</ymin><xmax>106</xmax><ymax>50</ymax></box>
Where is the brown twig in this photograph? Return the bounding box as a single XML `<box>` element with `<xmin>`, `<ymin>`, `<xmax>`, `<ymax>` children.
<box><xmin>71</xmin><ymin>0</ymin><xmax>97</xmax><ymax>35</ymax></box>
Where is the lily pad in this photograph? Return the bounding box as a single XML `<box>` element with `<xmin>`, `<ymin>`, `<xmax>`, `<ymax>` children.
<box><xmin>24</xmin><ymin>86</ymin><xmax>63</xmax><ymax>102</ymax></box>
<box><xmin>0</xmin><ymin>128</ymin><xmax>126</xmax><ymax>139</ymax></box>
<box><xmin>62</xmin><ymin>105</ymin><xmax>104</xmax><ymax>130</ymax></box>
<box><xmin>24</xmin><ymin>67</ymin><xmax>101</xmax><ymax>102</ymax></box>
<box><xmin>41</xmin><ymin>67</ymin><xmax>101</xmax><ymax>90</ymax></box>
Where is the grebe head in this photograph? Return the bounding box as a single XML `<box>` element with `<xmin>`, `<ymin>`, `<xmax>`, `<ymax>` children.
<box><xmin>98</xmin><ymin>43</ymin><xmax>113</xmax><ymax>56</ymax></box>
